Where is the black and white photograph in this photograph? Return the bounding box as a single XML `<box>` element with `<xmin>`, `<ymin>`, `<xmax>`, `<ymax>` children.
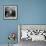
<box><xmin>18</xmin><ymin>25</ymin><xmax>46</xmax><ymax>41</ymax></box>
<box><xmin>3</xmin><ymin>5</ymin><xmax>17</xmax><ymax>19</ymax></box>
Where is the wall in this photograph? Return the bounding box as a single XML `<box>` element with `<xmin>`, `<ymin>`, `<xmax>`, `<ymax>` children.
<box><xmin>0</xmin><ymin>0</ymin><xmax>46</xmax><ymax>44</ymax></box>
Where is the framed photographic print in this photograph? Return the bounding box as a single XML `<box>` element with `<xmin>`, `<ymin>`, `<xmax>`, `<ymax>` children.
<box><xmin>3</xmin><ymin>5</ymin><xmax>17</xmax><ymax>19</ymax></box>
<box><xmin>18</xmin><ymin>24</ymin><xmax>46</xmax><ymax>41</ymax></box>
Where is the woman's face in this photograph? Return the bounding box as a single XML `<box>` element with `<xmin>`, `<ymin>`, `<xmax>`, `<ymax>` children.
<box><xmin>5</xmin><ymin>7</ymin><xmax>15</xmax><ymax>17</ymax></box>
